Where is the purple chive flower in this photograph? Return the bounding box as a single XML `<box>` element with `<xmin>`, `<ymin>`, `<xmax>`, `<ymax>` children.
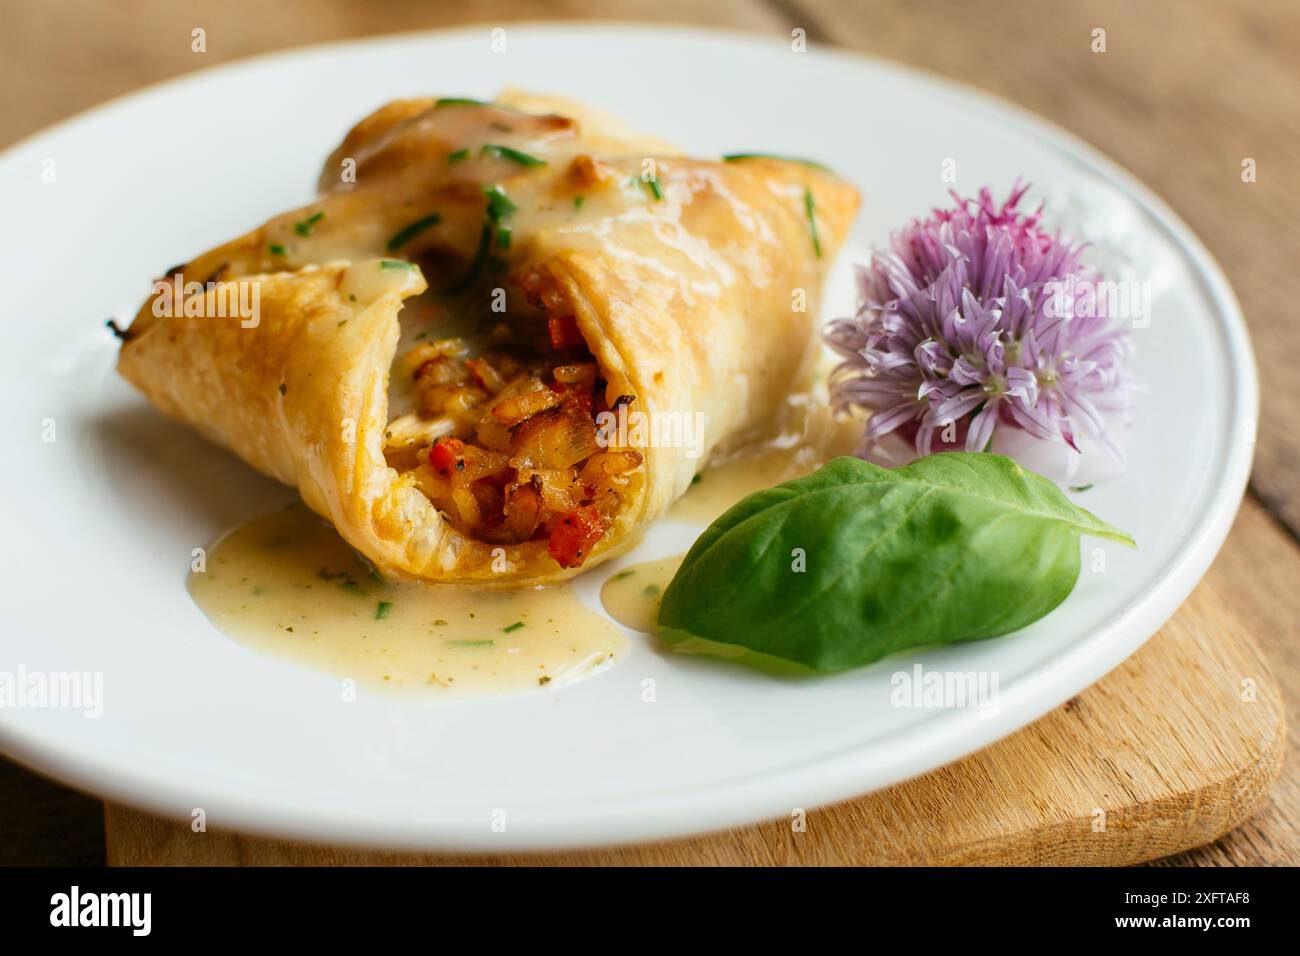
<box><xmin>824</xmin><ymin>181</ymin><xmax>1134</xmax><ymax>464</ymax></box>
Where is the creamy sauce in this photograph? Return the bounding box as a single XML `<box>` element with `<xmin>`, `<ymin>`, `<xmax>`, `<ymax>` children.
<box><xmin>189</xmin><ymin>504</ymin><xmax>626</xmax><ymax>697</ymax></box>
<box><xmin>599</xmin><ymin>555</ymin><xmax>685</xmax><ymax>632</ymax></box>
<box><xmin>338</xmin><ymin>258</ymin><xmax>425</xmax><ymax>304</ymax></box>
<box><xmin>598</xmin><ymin>551</ymin><xmax>809</xmax><ymax>676</ymax></box>
<box><xmin>670</xmin><ymin>391</ymin><xmax>862</xmax><ymax>525</ymax></box>
<box><xmin>598</xmin><ymin>430</ymin><xmax>835</xmax><ymax>635</ymax></box>
<box><xmin>192</xmin><ymin>364</ymin><xmax>857</xmax><ymax>692</ymax></box>
<box><xmin>602</xmin><ymin>387</ymin><xmax>861</xmax><ymax>634</ymax></box>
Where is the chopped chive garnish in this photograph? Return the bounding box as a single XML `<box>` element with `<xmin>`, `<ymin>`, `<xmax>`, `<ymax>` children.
<box><xmin>448</xmin><ymin>148</ymin><xmax>470</xmax><ymax>164</ymax></box>
<box><xmin>642</xmin><ymin>584</ymin><xmax>661</xmax><ymax>598</ymax></box>
<box><xmin>613</xmin><ymin>570</ymin><xmax>635</xmax><ymax>580</ymax></box>
<box><xmin>503</xmin><ymin>621</ymin><xmax>525</xmax><ymax>633</ymax></box>
<box><xmin>574</xmin><ymin>195</ymin><xmax>585</xmax><ymax>210</ymax></box>
<box><xmin>691</xmin><ymin>474</ymin><xmax>702</xmax><ymax>485</ymax></box>
<box><xmin>386</xmin><ymin>213</ymin><xmax>442</xmax><ymax>252</ymax></box>
<box><xmin>293</xmin><ymin>211</ymin><xmax>325</xmax><ymax>236</ymax></box>
<box><xmin>446</xmin><ymin>639</ymin><xmax>495</xmax><ymax>647</ymax></box>
<box><xmin>803</xmin><ymin>187</ymin><xmax>822</xmax><ymax>259</ymax></box>
<box><xmin>1069</xmin><ymin>483</ymin><xmax>1094</xmax><ymax>493</ymax></box>
<box><xmin>644</xmin><ymin>177</ymin><xmax>663</xmax><ymax>201</ymax></box>
<box><xmin>495</xmin><ymin>225</ymin><xmax>511</xmax><ymax>250</ymax></box>
<box><xmin>480</xmin><ymin>143</ymin><xmax>547</xmax><ymax>167</ymax></box>
<box><xmin>722</xmin><ymin>153</ymin><xmax>831</xmax><ymax>171</ymax></box>
<box><xmin>268</xmin><ymin>242</ymin><xmax>286</xmax><ymax>256</ymax></box>
<box><xmin>447</xmin><ymin>186</ymin><xmax>515</xmax><ymax>293</ymax></box>
<box><xmin>446</xmin><ymin>222</ymin><xmax>492</xmax><ymax>293</ymax></box>
<box><xmin>341</xmin><ymin>580</ymin><xmax>364</xmax><ymax>595</ymax></box>
<box><xmin>380</xmin><ymin>259</ymin><xmax>415</xmax><ymax>270</ymax></box>
<box><xmin>483</xmin><ymin>184</ymin><xmax>517</xmax><ymax>221</ymax></box>
<box><xmin>375</xmin><ymin>601</ymin><xmax>393</xmax><ymax>620</ymax></box>
<box><xmin>436</xmin><ymin>97</ymin><xmax>491</xmax><ymax>108</ymax></box>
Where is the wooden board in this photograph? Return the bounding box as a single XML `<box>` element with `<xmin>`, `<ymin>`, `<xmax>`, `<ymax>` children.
<box><xmin>104</xmin><ymin>575</ymin><xmax>1284</xmax><ymax>866</ymax></box>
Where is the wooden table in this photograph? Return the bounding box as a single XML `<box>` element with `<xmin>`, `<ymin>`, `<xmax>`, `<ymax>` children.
<box><xmin>2</xmin><ymin>0</ymin><xmax>1295</xmax><ymax>865</ymax></box>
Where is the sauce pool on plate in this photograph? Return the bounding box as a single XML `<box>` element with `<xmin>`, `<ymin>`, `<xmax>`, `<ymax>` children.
<box><xmin>188</xmin><ymin>504</ymin><xmax>627</xmax><ymax>697</ymax></box>
<box><xmin>599</xmin><ymin>555</ymin><xmax>684</xmax><ymax>632</ymax></box>
<box><xmin>189</xmin><ymin>388</ymin><xmax>860</xmax><ymax>695</ymax></box>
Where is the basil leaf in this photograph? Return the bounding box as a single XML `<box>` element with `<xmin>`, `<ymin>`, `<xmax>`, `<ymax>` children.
<box><xmin>657</xmin><ymin>453</ymin><xmax>1135</xmax><ymax>672</ymax></box>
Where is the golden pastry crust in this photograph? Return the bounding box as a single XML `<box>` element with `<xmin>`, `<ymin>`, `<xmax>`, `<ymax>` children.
<box><xmin>117</xmin><ymin>93</ymin><xmax>861</xmax><ymax>584</ymax></box>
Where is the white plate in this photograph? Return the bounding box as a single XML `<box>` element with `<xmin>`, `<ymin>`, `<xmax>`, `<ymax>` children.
<box><xmin>0</xmin><ymin>25</ymin><xmax>1256</xmax><ymax>851</ymax></box>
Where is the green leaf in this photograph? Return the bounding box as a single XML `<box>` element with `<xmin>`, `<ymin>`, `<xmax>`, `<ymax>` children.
<box><xmin>657</xmin><ymin>453</ymin><xmax>1134</xmax><ymax>672</ymax></box>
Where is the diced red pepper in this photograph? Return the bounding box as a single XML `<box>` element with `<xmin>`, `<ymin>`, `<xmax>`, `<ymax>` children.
<box><xmin>547</xmin><ymin>505</ymin><xmax>608</xmax><ymax>569</ymax></box>
<box><xmin>547</xmin><ymin>315</ymin><xmax>584</xmax><ymax>351</ymax></box>
<box><xmin>429</xmin><ymin>437</ymin><xmax>465</xmax><ymax>474</ymax></box>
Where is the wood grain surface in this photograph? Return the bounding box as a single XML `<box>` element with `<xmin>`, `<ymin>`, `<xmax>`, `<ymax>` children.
<box><xmin>2</xmin><ymin>0</ymin><xmax>1295</xmax><ymax>866</ymax></box>
<box><xmin>103</xmin><ymin>576</ymin><xmax>1284</xmax><ymax>866</ymax></box>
